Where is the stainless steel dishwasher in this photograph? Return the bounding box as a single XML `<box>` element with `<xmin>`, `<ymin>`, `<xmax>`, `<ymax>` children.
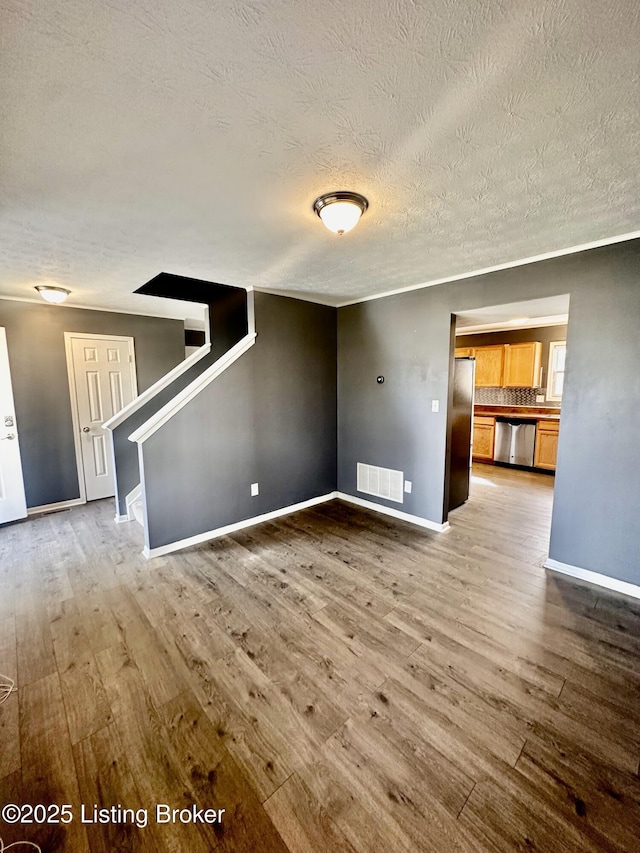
<box><xmin>494</xmin><ymin>418</ymin><xmax>537</xmax><ymax>467</ymax></box>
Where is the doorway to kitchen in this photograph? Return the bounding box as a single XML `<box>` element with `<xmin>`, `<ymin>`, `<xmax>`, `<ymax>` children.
<box><xmin>445</xmin><ymin>295</ymin><xmax>570</xmax><ymax>561</ymax></box>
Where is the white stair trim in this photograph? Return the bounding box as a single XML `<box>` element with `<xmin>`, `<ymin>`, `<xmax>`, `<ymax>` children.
<box><xmin>113</xmin><ymin>482</ymin><xmax>143</xmax><ymax>524</ymax></box>
<box><xmin>125</xmin><ymin>483</ymin><xmax>142</xmax><ymax>519</ymax></box>
<box><xmin>129</xmin><ymin>332</ymin><xmax>257</xmax><ymax>444</ymax></box>
<box><xmin>103</xmin><ymin>342</ymin><xmax>211</xmax><ymax>431</ymax></box>
<box><xmin>544</xmin><ymin>558</ymin><xmax>640</xmax><ymax>601</ymax></box>
<box><xmin>130</xmin><ymin>497</ymin><xmax>144</xmax><ymax>527</ymax></box>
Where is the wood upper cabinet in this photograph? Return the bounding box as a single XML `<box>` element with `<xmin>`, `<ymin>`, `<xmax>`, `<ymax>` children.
<box><xmin>503</xmin><ymin>342</ymin><xmax>542</xmax><ymax>387</ymax></box>
<box><xmin>455</xmin><ymin>340</ymin><xmax>543</xmax><ymax>387</ymax></box>
<box><xmin>534</xmin><ymin>419</ymin><xmax>559</xmax><ymax>470</ymax></box>
<box><xmin>473</xmin><ymin>346</ymin><xmax>504</xmax><ymax>387</ymax></box>
<box><xmin>472</xmin><ymin>416</ymin><xmax>496</xmax><ymax>462</ymax></box>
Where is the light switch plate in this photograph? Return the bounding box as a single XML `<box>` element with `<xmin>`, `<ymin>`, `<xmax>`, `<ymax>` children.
<box><xmin>431</xmin><ymin>400</ymin><xmax>439</xmax><ymax>412</ymax></box>
<box><xmin>251</xmin><ymin>483</ymin><xmax>259</xmax><ymax>496</ymax></box>
<box><xmin>404</xmin><ymin>480</ymin><xmax>412</xmax><ymax>494</ymax></box>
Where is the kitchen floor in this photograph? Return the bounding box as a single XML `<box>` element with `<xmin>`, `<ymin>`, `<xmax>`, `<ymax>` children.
<box><xmin>465</xmin><ymin>460</ymin><xmax>555</xmax><ymax>564</ymax></box>
<box><xmin>1</xmin><ymin>465</ymin><xmax>639</xmax><ymax>852</ymax></box>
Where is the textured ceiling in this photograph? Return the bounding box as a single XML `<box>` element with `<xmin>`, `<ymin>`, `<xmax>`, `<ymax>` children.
<box><xmin>1</xmin><ymin>0</ymin><xmax>639</xmax><ymax>318</ymax></box>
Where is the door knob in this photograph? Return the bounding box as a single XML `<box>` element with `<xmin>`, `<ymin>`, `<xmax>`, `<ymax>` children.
<box><xmin>1</xmin><ymin>433</ymin><xmax>15</xmax><ymax>440</ymax></box>
<box><xmin>82</xmin><ymin>427</ymin><xmax>90</xmax><ymax>432</ymax></box>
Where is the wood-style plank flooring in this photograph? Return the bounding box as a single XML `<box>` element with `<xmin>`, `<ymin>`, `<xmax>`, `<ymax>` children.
<box><xmin>2</xmin><ymin>463</ymin><xmax>640</xmax><ymax>851</ymax></box>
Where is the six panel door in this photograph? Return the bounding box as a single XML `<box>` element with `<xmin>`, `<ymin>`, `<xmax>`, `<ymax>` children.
<box><xmin>69</xmin><ymin>336</ymin><xmax>136</xmax><ymax>501</ymax></box>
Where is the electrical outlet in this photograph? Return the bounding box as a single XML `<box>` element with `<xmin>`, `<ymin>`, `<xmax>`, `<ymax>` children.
<box><xmin>404</xmin><ymin>480</ymin><xmax>412</xmax><ymax>494</ymax></box>
<box><xmin>251</xmin><ymin>482</ymin><xmax>259</xmax><ymax>496</ymax></box>
<box><xmin>431</xmin><ymin>399</ymin><xmax>439</xmax><ymax>413</ymax></box>
<box><xmin>536</xmin><ymin>395</ymin><xmax>545</xmax><ymax>403</ymax></box>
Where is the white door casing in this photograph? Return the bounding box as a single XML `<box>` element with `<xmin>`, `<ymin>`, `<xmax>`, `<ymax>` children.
<box><xmin>65</xmin><ymin>333</ymin><xmax>137</xmax><ymax>502</ymax></box>
<box><xmin>0</xmin><ymin>327</ymin><xmax>27</xmax><ymax>523</ymax></box>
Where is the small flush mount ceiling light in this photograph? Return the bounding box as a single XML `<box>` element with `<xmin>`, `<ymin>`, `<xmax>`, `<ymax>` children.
<box><xmin>313</xmin><ymin>191</ymin><xmax>368</xmax><ymax>235</ymax></box>
<box><xmin>35</xmin><ymin>285</ymin><xmax>71</xmax><ymax>304</ymax></box>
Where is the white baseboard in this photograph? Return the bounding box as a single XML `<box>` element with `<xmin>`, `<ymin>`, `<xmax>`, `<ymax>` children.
<box><xmin>27</xmin><ymin>497</ymin><xmax>85</xmax><ymax>516</ymax></box>
<box><xmin>336</xmin><ymin>492</ymin><xmax>450</xmax><ymax>533</ymax></box>
<box><xmin>544</xmin><ymin>558</ymin><xmax>640</xmax><ymax>601</ymax></box>
<box><xmin>114</xmin><ymin>513</ymin><xmax>130</xmax><ymax>524</ymax></box>
<box><xmin>143</xmin><ymin>490</ymin><xmax>450</xmax><ymax>559</ymax></box>
<box><xmin>143</xmin><ymin>492</ymin><xmax>338</xmax><ymax>559</ymax></box>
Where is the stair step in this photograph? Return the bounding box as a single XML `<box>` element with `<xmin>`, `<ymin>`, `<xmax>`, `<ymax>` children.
<box><xmin>131</xmin><ymin>499</ymin><xmax>144</xmax><ymax>526</ymax></box>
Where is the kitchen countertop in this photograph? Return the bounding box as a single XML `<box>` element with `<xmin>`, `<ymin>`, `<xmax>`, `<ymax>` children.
<box><xmin>474</xmin><ymin>405</ymin><xmax>561</xmax><ymax>420</ymax></box>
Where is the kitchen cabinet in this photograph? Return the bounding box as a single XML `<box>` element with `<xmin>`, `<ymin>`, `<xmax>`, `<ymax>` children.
<box><xmin>503</xmin><ymin>342</ymin><xmax>542</xmax><ymax>387</ymax></box>
<box><xmin>473</xmin><ymin>346</ymin><xmax>505</xmax><ymax>387</ymax></box>
<box><xmin>455</xmin><ymin>340</ymin><xmax>544</xmax><ymax>388</ymax></box>
<box><xmin>534</xmin><ymin>419</ymin><xmax>559</xmax><ymax>470</ymax></box>
<box><xmin>472</xmin><ymin>416</ymin><xmax>496</xmax><ymax>462</ymax></box>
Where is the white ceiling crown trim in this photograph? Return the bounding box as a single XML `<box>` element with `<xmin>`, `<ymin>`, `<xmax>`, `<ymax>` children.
<box><xmin>335</xmin><ymin>230</ymin><xmax>640</xmax><ymax>308</ymax></box>
<box><xmin>252</xmin><ymin>286</ymin><xmax>336</xmax><ymax>306</ymax></box>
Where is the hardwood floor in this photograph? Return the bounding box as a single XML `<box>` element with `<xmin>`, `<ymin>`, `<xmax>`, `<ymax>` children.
<box><xmin>1</xmin><ymin>463</ymin><xmax>640</xmax><ymax>851</ymax></box>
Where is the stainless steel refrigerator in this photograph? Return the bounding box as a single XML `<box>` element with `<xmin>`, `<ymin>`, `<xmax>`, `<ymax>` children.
<box><xmin>447</xmin><ymin>357</ymin><xmax>475</xmax><ymax>512</ymax></box>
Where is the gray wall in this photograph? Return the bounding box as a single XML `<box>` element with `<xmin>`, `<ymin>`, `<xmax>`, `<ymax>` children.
<box><xmin>112</xmin><ymin>353</ymin><xmax>214</xmax><ymax>516</ymax></box>
<box><xmin>0</xmin><ymin>299</ymin><xmax>184</xmax><ymax>508</ymax></box>
<box><xmin>338</xmin><ymin>239</ymin><xmax>640</xmax><ymax>585</ymax></box>
<box><xmin>141</xmin><ymin>292</ymin><xmax>337</xmax><ymax>550</ymax></box>
<box><xmin>111</xmin><ymin>288</ymin><xmax>248</xmax><ymax>516</ymax></box>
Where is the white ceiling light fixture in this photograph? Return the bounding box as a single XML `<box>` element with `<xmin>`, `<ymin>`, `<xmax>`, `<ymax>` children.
<box><xmin>35</xmin><ymin>285</ymin><xmax>71</xmax><ymax>304</ymax></box>
<box><xmin>313</xmin><ymin>191</ymin><xmax>368</xmax><ymax>235</ymax></box>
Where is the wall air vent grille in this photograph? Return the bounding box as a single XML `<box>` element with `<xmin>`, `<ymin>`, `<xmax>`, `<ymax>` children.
<box><xmin>357</xmin><ymin>463</ymin><xmax>404</xmax><ymax>504</ymax></box>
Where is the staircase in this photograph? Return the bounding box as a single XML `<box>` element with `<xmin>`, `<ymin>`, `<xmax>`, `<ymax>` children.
<box><xmin>104</xmin><ymin>277</ymin><xmax>254</xmax><ymax>527</ymax></box>
<box><xmin>105</xmin><ymin>280</ymin><xmax>337</xmax><ymax>558</ymax></box>
<box><xmin>130</xmin><ymin>496</ymin><xmax>144</xmax><ymax>526</ymax></box>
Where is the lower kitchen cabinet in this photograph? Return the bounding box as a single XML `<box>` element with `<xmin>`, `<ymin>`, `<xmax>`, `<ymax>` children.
<box><xmin>534</xmin><ymin>419</ymin><xmax>559</xmax><ymax>470</ymax></box>
<box><xmin>472</xmin><ymin>416</ymin><xmax>496</xmax><ymax>462</ymax></box>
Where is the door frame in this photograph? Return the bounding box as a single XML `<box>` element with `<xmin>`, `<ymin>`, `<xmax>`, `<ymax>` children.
<box><xmin>64</xmin><ymin>332</ymin><xmax>138</xmax><ymax>503</ymax></box>
<box><xmin>0</xmin><ymin>326</ymin><xmax>28</xmax><ymax>522</ymax></box>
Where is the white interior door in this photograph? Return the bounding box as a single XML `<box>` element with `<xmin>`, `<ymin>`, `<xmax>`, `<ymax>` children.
<box><xmin>66</xmin><ymin>334</ymin><xmax>137</xmax><ymax>501</ymax></box>
<box><xmin>0</xmin><ymin>327</ymin><xmax>27</xmax><ymax>523</ymax></box>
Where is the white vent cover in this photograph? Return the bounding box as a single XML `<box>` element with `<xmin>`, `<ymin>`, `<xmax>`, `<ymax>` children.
<box><xmin>357</xmin><ymin>463</ymin><xmax>404</xmax><ymax>504</ymax></box>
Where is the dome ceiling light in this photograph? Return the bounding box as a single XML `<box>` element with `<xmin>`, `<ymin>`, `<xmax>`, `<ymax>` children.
<box><xmin>35</xmin><ymin>285</ymin><xmax>71</xmax><ymax>304</ymax></box>
<box><xmin>313</xmin><ymin>191</ymin><xmax>368</xmax><ymax>235</ymax></box>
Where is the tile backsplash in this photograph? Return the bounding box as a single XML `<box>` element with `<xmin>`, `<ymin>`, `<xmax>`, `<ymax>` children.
<box><xmin>474</xmin><ymin>387</ymin><xmax>561</xmax><ymax>407</ymax></box>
